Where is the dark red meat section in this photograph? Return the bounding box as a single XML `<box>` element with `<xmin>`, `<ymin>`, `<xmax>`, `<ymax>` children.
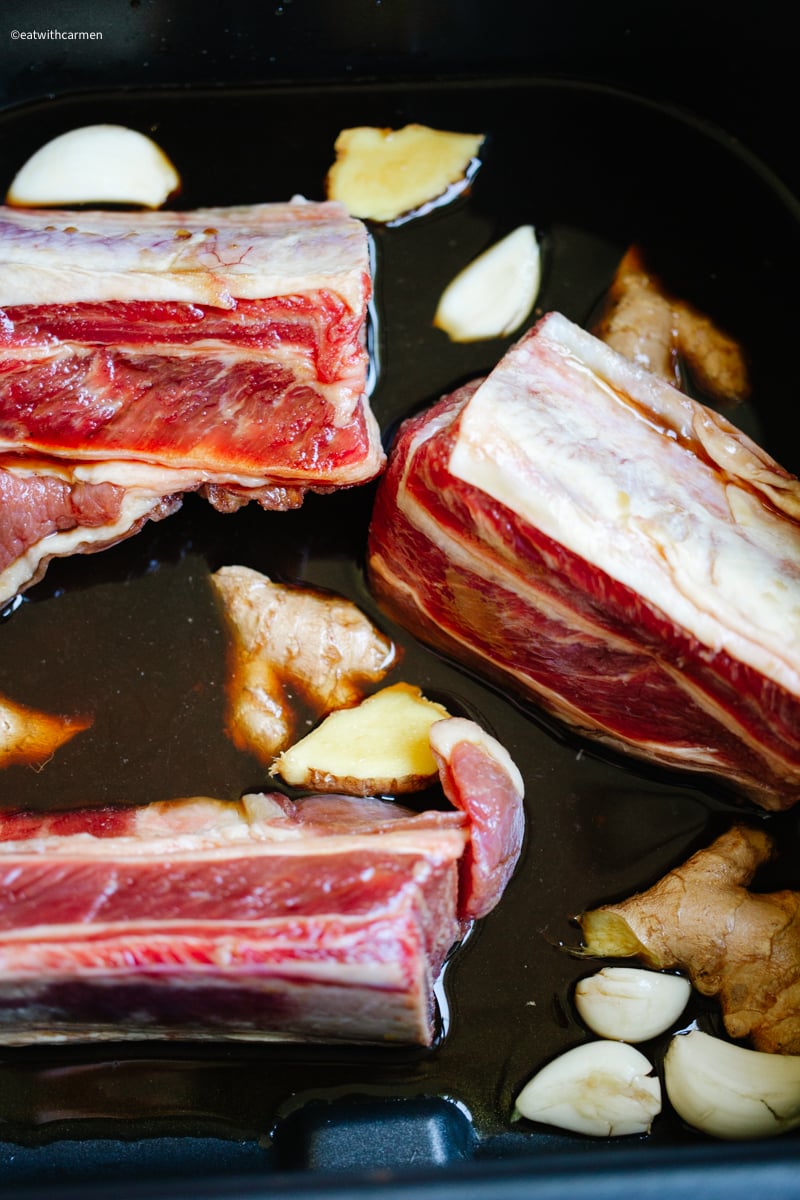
<box><xmin>0</xmin><ymin>794</ymin><xmax>470</xmax><ymax>1045</ymax></box>
<box><xmin>368</xmin><ymin>391</ymin><xmax>800</xmax><ymax>808</ymax></box>
<box><xmin>0</xmin><ymin>292</ymin><xmax>364</xmax><ymax>385</ymax></box>
<box><xmin>0</xmin><ymin>463</ymin><xmax>125</xmax><ymax>573</ymax></box>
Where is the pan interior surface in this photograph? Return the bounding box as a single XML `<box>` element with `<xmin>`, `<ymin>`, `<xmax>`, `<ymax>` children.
<box><xmin>0</xmin><ymin>77</ymin><xmax>798</xmax><ymax>1181</ymax></box>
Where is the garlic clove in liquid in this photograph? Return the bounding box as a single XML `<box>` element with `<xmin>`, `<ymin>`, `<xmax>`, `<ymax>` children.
<box><xmin>665</xmin><ymin>1028</ymin><xmax>800</xmax><ymax>1140</ymax></box>
<box><xmin>574</xmin><ymin>967</ymin><xmax>691</xmax><ymax>1042</ymax></box>
<box><xmin>7</xmin><ymin>124</ymin><xmax>180</xmax><ymax>209</ymax></box>
<box><xmin>434</xmin><ymin>225</ymin><xmax>541</xmax><ymax>343</ymax></box>
<box><xmin>514</xmin><ymin>1040</ymin><xmax>661</xmax><ymax>1137</ymax></box>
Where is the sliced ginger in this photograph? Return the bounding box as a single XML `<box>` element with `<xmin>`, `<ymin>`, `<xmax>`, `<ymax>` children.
<box><xmin>1</xmin><ymin>692</ymin><xmax>91</xmax><ymax>768</ymax></box>
<box><xmin>270</xmin><ymin>682</ymin><xmax>450</xmax><ymax>795</ymax></box>
<box><xmin>579</xmin><ymin>824</ymin><xmax>800</xmax><ymax>1055</ymax></box>
<box><xmin>326</xmin><ymin>124</ymin><xmax>484</xmax><ymax>223</ymax></box>
<box><xmin>594</xmin><ymin>245</ymin><xmax>750</xmax><ymax>406</ymax></box>
<box><xmin>211</xmin><ymin>565</ymin><xmax>397</xmax><ymax>764</ymax></box>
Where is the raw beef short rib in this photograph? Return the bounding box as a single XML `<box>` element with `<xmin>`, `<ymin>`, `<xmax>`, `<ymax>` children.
<box><xmin>0</xmin><ymin>719</ymin><xmax>523</xmax><ymax>1046</ymax></box>
<box><xmin>368</xmin><ymin>312</ymin><xmax>800</xmax><ymax>810</ymax></box>
<box><xmin>0</xmin><ymin>201</ymin><xmax>383</xmax><ymax>606</ymax></box>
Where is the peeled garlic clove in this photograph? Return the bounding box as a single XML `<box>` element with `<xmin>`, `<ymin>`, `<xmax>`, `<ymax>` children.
<box><xmin>7</xmin><ymin>124</ymin><xmax>180</xmax><ymax>208</ymax></box>
<box><xmin>665</xmin><ymin>1029</ymin><xmax>800</xmax><ymax>1140</ymax></box>
<box><xmin>434</xmin><ymin>225</ymin><xmax>541</xmax><ymax>343</ymax></box>
<box><xmin>514</xmin><ymin>1040</ymin><xmax>661</xmax><ymax>1137</ymax></box>
<box><xmin>575</xmin><ymin>967</ymin><xmax>691</xmax><ymax>1042</ymax></box>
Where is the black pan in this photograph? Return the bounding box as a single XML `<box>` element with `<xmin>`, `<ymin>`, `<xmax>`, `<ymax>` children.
<box><xmin>0</xmin><ymin>59</ymin><xmax>799</xmax><ymax>1200</ymax></box>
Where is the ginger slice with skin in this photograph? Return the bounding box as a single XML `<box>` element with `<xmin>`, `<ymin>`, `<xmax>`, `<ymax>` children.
<box><xmin>326</xmin><ymin>124</ymin><xmax>484</xmax><ymax>223</ymax></box>
<box><xmin>594</xmin><ymin>246</ymin><xmax>750</xmax><ymax>406</ymax></box>
<box><xmin>210</xmin><ymin>565</ymin><xmax>397</xmax><ymax>764</ymax></box>
<box><xmin>270</xmin><ymin>682</ymin><xmax>450</xmax><ymax>795</ymax></box>
<box><xmin>1</xmin><ymin>692</ymin><xmax>91</xmax><ymax>768</ymax></box>
<box><xmin>594</xmin><ymin>246</ymin><xmax>682</xmax><ymax>386</ymax></box>
<box><xmin>579</xmin><ymin>824</ymin><xmax>800</xmax><ymax>1055</ymax></box>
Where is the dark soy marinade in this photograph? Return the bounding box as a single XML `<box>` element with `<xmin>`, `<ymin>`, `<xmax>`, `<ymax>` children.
<box><xmin>0</xmin><ymin>78</ymin><xmax>799</xmax><ymax>1164</ymax></box>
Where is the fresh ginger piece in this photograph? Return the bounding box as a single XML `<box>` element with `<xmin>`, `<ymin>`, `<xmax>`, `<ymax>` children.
<box><xmin>673</xmin><ymin>302</ymin><xmax>751</xmax><ymax>405</ymax></box>
<box><xmin>270</xmin><ymin>682</ymin><xmax>450</xmax><ymax>794</ymax></box>
<box><xmin>326</xmin><ymin>124</ymin><xmax>483</xmax><ymax>223</ymax></box>
<box><xmin>211</xmin><ymin>565</ymin><xmax>397</xmax><ymax>763</ymax></box>
<box><xmin>593</xmin><ymin>246</ymin><xmax>681</xmax><ymax>385</ymax></box>
<box><xmin>594</xmin><ymin>245</ymin><xmax>750</xmax><ymax>405</ymax></box>
<box><xmin>1</xmin><ymin>692</ymin><xmax>91</xmax><ymax>768</ymax></box>
<box><xmin>579</xmin><ymin>824</ymin><xmax>800</xmax><ymax>1054</ymax></box>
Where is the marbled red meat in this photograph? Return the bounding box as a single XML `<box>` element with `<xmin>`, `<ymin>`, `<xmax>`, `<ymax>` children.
<box><xmin>0</xmin><ymin>350</ymin><xmax>362</xmax><ymax>472</ymax></box>
<box><xmin>0</xmin><ymin>719</ymin><xmax>524</xmax><ymax>1045</ymax></box>
<box><xmin>0</xmin><ymin>201</ymin><xmax>383</xmax><ymax>605</ymax></box>
<box><xmin>368</xmin><ymin>313</ymin><xmax>800</xmax><ymax>810</ymax></box>
<box><xmin>429</xmin><ymin>718</ymin><xmax>525</xmax><ymax>920</ymax></box>
<box><xmin>0</xmin><ymin>455</ymin><xmax>182</xmax><ymax>604</ymax></box>
<box><xmin>0</xmin><ymin>294</ymin><xmax>358</xmax><ymax>380</ymax></box>
<box><xmin>0</xmin><ymin>461</ymin><xmax>125</xmax><ymax>570</ymax></box>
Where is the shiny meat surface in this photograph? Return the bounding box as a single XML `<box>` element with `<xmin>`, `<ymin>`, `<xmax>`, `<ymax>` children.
<box><xmin>0</xmin><ymin>201</ymin><xmax>383</xmax><ymax>605</ymax></box>
<box><xmin>368</xmin><ymin>312</ymin><xmax>800</xmax><ymax>809</ymax></box>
